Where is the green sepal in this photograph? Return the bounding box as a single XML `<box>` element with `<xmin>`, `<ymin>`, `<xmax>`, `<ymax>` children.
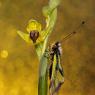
<box><xmin>17</xmin><ymin>30</ymin><xmax>32</xmax><ymax>43</ymax></box>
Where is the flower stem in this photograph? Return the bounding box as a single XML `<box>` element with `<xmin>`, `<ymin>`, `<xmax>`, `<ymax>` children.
<box><xmin>38</xmin><ymin>69</ymin><xmax>48</xmax><ymax>95</ymax></box>
<box><xmin>38</xmin><ymin>50</ymin><xmax>48</xmax><ymax>95</ymax></box>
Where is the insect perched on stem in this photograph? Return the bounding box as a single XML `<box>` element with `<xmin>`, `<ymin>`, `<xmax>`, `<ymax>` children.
<box><xmin>48</xmin><ymin>41</ymin><xmax>64</xmax><ymax>95</ymax></box>
<box><xmin>48</xmin><ymin>21</ymin><xmax>86</xmax><ymax>95</ymax></box>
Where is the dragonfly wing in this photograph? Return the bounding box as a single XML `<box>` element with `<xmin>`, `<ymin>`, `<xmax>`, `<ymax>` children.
<box><xmin>57</xmin><ymin>55</ymin><xmax>64</xmax><ymax>76</ymax></box>
<box><xmin>49</xmin><ymin>54</ymin><xmax>57</xmax><ymax>95</ymax></box>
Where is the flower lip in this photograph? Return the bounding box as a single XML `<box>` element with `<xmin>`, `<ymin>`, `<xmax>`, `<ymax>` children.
<box><xmin>30</xmin><ymin>30</ymin><xmax>39</xmax><ymax>43</ymax></box>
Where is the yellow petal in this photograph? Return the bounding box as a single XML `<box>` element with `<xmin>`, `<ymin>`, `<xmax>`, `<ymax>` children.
<box><xmin>26</xmin><ymin>19</ymin><xmax>42</xmax><ymax>33</ymax></box>
<box><xmin>17</xmin><ymin>30</ymin><xmax>32</xmax><ymax>43</ymax></box>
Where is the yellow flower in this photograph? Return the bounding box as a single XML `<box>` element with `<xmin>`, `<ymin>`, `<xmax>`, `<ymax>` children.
<box><xmin>17</xmin><ymin>19</ymin><xmax>44</xmax><ymax>45</ymax></box>
<box><xmin>17</xmin><ymin>19</ymin><xmax>50</xmax><ymax>59</ymax></box>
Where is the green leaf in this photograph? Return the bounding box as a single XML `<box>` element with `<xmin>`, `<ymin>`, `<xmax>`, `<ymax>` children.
<box><xmin>42</xmin><ymin>0</ymin><xmax>60</xmax><ymax>17</ymax></box>
<box><xmin>49</xmin><ymin>0</ymin><xmax>60</xmax><ymax>9</ymax></box>
<box><xmin>17</xmin><ymin>30</ymin><xmax>32</xmax><ymax>43</ymax></box>
<box><xmin>42</xmin><ymin>0</ymin><xmax>60</xmax><ymax>39</ymax></box>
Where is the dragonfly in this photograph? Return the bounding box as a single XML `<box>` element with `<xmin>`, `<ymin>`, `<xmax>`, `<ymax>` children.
<box><xmin>48</xmin><ymin>21</ymin><xmax>86</xmax><ymax>95</ymax></box>
<box><xmin>48</xmin><ymin>41</ymin><xmax>64</xmax><ymax>95</ymax></box>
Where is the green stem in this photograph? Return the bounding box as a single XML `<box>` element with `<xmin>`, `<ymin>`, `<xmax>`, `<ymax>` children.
<box><xmin>38</xmin><ymin>69</ymin><xmax>48</xmax><ymax>95</ymax></box>
<box><xmin>38</xmin><ymin>50</ymin><xmax>48</xmax><ymax>95</ymax></box>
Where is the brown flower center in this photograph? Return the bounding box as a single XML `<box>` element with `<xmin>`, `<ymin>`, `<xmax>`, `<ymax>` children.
<box><xmin>30</xmin><ymin>30</ymin><xmax>39</xmax><ymax>43</ymax></box>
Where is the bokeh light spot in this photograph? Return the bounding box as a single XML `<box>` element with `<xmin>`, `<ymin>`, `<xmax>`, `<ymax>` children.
<box><xmin>0</xmin><ymin>50</ymin><xmax>8</xmax><ymax>58</ymax></box>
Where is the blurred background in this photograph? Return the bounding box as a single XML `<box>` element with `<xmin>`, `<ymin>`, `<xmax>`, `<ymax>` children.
<box><xmin>0</xmin><ymin>0</ymin><xmax>95</xmax><ymax>95</ymax></box>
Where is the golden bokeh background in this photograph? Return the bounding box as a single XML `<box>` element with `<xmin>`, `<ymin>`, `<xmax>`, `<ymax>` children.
<box><xmin>0</xmin><ymin>0</ymin><xmax>95</xmax><ymax>95</ymax></box>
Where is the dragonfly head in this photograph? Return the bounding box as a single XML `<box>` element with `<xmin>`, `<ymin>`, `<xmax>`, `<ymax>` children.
<box><xmin>51</xmin><ymin>42</ymin><xmax>62</xmax><ymax>55</ymax></box>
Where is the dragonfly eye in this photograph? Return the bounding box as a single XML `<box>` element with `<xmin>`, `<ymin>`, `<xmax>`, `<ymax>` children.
<box><xmin>52</xmin><ymin>42</ymin><xmax>61</xmax><ymax>53</ymax></box>
<box><xmin>30</xmin><ymin>31</ymin><xmax>39</xmax><ymax>43</ymax></box>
